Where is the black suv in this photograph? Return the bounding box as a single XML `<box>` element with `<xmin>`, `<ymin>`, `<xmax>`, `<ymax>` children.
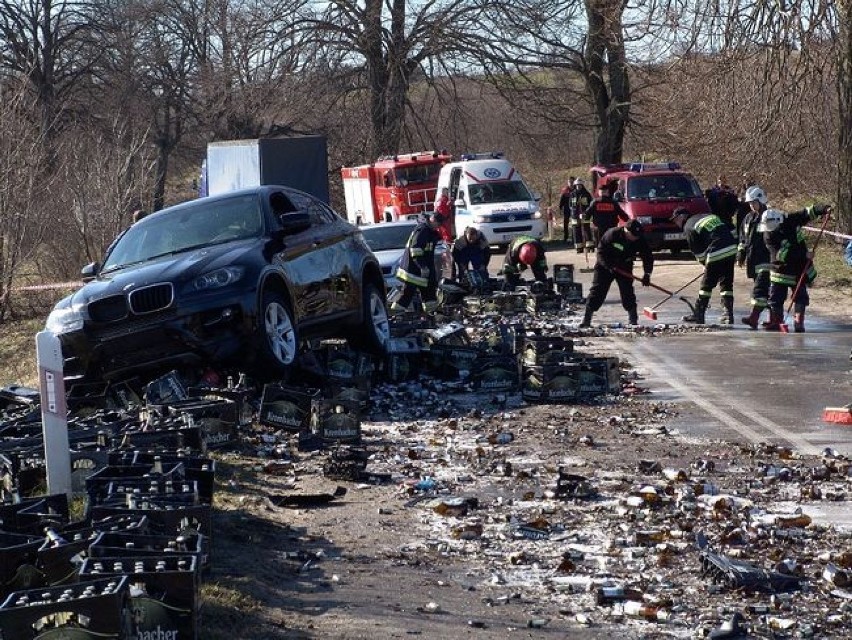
<box><xmin>46</xmin><ymin>186</ymin><xmax>389</xmax><ymax>381</ymax></box>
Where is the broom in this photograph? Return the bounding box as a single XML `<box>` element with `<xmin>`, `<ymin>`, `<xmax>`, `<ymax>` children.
<box><xmin>642</xmin><ymin>272</ymin><xmax>702</xmax><ymax>320</ymax></box>
<box><xmin>610</xmin><ymin>267</ymin><xmax>696</xmax><ymax>319</ymax></box>
<box><xmin>779</xmin><ymin>210</ymin><xmax>831</xmax><ymax>333</ymax></box>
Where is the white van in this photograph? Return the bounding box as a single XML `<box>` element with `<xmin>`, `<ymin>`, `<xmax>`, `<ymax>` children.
<box><xmin>436</xmin><ymin>153</ymin><xmax>546</xmax><ymax>245</ymax></box>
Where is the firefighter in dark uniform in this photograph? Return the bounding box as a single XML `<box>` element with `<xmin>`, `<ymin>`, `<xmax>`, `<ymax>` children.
<box><xmin>452</xmin><ymin>226</ymin><xmax>491</xmax><ymax>287</ymax></box>
<box><xmin>391</xmin><ymin>213</ymin><xmax>442</xmax><ymax>314</ymax></box>
<box><xmin>570</xmin><ymin>178</ymin><xmax>593</xmax><ymax>252</ymax></box>
<box><xmin>501</xmin><ymin>235</ymin><xmax>547</xmax><ymax>290</ymax></box>
<box><xmin>557</xmin><ymin>177</ymin><xmax>575</xmax><ymax>244</ymax></box>
<box><xmin>737</xmin><ymin>186</ymin><xmax>772</xmax><ymax>329</ymax></box>
<box><xmin>670</xmin><ymin>207</ymin><xmax>738</xmax><ymax>324</ymax></box>
<box><xmin>763</xmin><ymin>203</ymin><xmax>832</xmax><ymax>332</ymax></box>
<box><xmin>579</xmin><ymin>220</ymin><xmax>653</xmax><ymax>327</ymax></box>
<box><xmin>585</xmin><ymin>183</ymin><xmax>627</xmax><ymax>249</ymax></box>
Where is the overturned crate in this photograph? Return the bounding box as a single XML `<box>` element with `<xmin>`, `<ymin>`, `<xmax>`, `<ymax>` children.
<box><xmin>259</xmin><ymin>384</ymin><xmax>320</xmax><ymax>432</ymax></box>
<box><xmin>521</xmin><ymin>364</ymin><xmax>580</xmax><ymax>404</ymax></box>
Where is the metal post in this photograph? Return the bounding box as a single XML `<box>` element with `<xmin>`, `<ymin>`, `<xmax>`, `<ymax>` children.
<box><xmin>36</xmin><ymin>331</ymin><xmax>71</xmax><ymax>499</ymax></box>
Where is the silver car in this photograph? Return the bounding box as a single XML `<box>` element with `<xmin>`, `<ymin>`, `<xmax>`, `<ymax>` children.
<box><xmin>358</xmin><ymin>221</ymin><xmax>450</xmax><ymax>290</ymax></box>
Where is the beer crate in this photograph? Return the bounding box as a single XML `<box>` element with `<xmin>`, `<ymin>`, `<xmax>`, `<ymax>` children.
<box><xmin>0</xmin><ymin>577</ymin><xmax>130</xmax><ymax>639</ymax></box>
<box><xmin>521</xmin><ymin>364</ymin><xmax>581</xmax><ymax>404</ymax></box>
<box><xmin>553</xmin><ymin>264</ymin><xmax>575</xmax><ymax>284</ymax></box>
<box><xmin>80</xmin><ymin>555</ymin><xmax>199</xmax><ymax>640</ymax></box>
<box><xmin>259</xmin><ymin>384</ymin><xmax>320</xmax><ymax>432</ymax></box>
<box><xmin>522</xmin><ymin>334</ymin><xmax>573</xmax><ymax>367</ymax></box>
<box><xmin>470</xmin><ymin>356</ymin><xmax>520</xmax><ymax>392</ymax></box>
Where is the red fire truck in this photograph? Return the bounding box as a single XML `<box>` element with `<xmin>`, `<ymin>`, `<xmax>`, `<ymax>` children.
<box><xmin>341</xmin><ymin>151</ymin><xmax>452</xmax><ymax>225</ymax></box>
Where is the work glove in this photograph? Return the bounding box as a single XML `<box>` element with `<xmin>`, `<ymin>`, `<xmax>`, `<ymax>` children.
<box><xmin>641</xmin><ymin>273</ymin><xmax>651</xmax><ymax>287</ymax></box>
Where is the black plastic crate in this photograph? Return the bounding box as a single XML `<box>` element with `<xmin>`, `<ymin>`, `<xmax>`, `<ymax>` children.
<box><xmin>164</xmin><ymin>399</ymin><xmax>239</xmax><ymax>450</ymax></box>
<box><xmin>0</xmin><ymin>494</ymin><xmax>69</xmax><ymax>535</ymax></box>
<box><xmin>89</xmin><ymin>531</ymin><xmax>208</xmax><ymax>569</ymax></box>
<box><xmin>89</xmin><ymin>502</ymin><xmax>212</xmax><ymax>547</ymax></box>
<box><xmin>522</xmin><ymin>334</ymin><xmax>573</xmax><ymax>367</ymax></box>
<box><xmin>521</xmin><ymin>364</ymin><xmax>581</xmax><ymax>404</ymax></box>
<box><xmin>80</xmin><ymin>555</ymin><xmax>199</xmax><ymax>640</ymax></box>
<box><xmin>259</xmin><ymin>384</ymin><xmax>320</xmax><ymax>432</ymax></box>
<box><xmin>575</xmin><ymin>357</ymin><xmax>621</xmax><ymax>397</ymax></box>
<box><xmin>311</xmin><ymin>400</ymin><xmax>361</xmax><ymax>444</ymax></box>
<box><xmin>85</xmin><ymin>464</ymin><xmax>185</xmax><ymax>508</ymax></box>
<box><xmin>553</xmin><ymin>264</ymin><xmax>575</xmax><ymax>284</ymax></box>
<box><xmin>425</xmin><ymin>344</ymin><xmax>481</xmax><ymax>380</ymax></box>
<box><xmin>526</xmin><ymin>292</ymin><xmax>562</xmax><ymax>314</ymax></box>
<box><xmin>0</xmin><ymin>576</ymin><xmax>130</xmax><ymax>639</ymax></box>
<box><xmin>557</xmin><ymin>281</ymin><xmax>584</xmax><ymax>302</ymax></box>
<box><xmin>106</xmin><ymin>454</ymin><xmax>214</xmax><ymax>505</ymax></box>
<box><xmin>470</xmin><ymin>356</ymin><xmax>520</xmax><ymax>392</ymax></box>
<box><xmin>0</xmin><ymin>531</ymin><xmax>42</xmax><ymax>592</ymax></box>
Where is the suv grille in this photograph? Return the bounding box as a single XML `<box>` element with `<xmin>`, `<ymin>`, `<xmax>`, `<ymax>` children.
<box><xmin>88</xmin><ymin>295</ymin><xmax>128</xmax><ymax>323</ymax></box>
<box><xmin>129</xmin><ymin>283</ymin><xmax>174</xmax><ymax>314</ymax></box>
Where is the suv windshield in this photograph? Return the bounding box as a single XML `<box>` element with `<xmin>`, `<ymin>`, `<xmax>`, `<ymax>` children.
<box><xmin>468</xmin><ymin>181</ymin><xmax>532</xmax><ymax>205</ymax></box>
<box><xmin>103</xmin><ymin>194</ymin><xmax>264</xmax><ymax>271</ymax></box>
<box><xmin>360</xmin><ymin>224</ymin><xmax>416</xmax><ymax>251</ymax></box>
<box><xmin>626</xmin><ymin>175</ymin><xmax>703</xmax><ymax>200</ymax></box>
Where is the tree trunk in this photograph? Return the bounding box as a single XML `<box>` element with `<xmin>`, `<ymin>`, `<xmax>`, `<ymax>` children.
<box><xmin>583</xmin><ymin>0</ymin><xmax>630</xmax><ymax>165</ymax></box>
<box><xmin>838</xmin><ymin>0</ymin><xmax>852</xmax><ymax>233</ymax></box>
<box><xmin>153</xmin><ymin>141</ymin><xmax>170</xmax><ymax>213</ymax></box>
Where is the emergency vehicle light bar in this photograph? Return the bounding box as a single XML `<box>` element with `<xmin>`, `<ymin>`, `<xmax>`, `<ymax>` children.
<box><xmin>376</xmin><ymin>150</ymin><xmax>444</xmax><ymax>162</ymax></box>
<box><xmin>460</xmin><ymin>151</ymin><xmax>504</xmax><ymax>161</ymax></box>
<box><xmin>626</xmin><ymin>162</ymin><xmax>681</xmax><ymax>172</ymax></box>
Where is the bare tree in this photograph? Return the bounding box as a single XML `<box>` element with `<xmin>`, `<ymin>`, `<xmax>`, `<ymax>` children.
<box><xmin>0</xmin><ymin>83</ymin><xmax>53</xmax><ymax>320</ymax></box>
<box><xmin>0</xmin><ymin>0</ymin><xmax>102</xmax><ymax>144</ymax></box>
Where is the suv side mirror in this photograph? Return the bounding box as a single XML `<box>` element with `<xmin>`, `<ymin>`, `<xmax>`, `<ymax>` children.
<box><xmin>81</xmin><ymin>262</ymin><xmax>99</xmax><ymax>281</ymax></box>
<box><xmin>276</xmin><ymin>211</ymin><xmax>312</xmax><ymax>237</ymax></box>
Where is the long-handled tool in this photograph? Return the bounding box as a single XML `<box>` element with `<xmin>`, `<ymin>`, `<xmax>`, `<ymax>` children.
<box><xmin>641</xmin><ymin>272</ymin><xmax>702</xmax><ymax>320</ymax></box>
<box><xmin>611</xmin><ymin>267</ymin><xmax>696</xmax><ymax>318</ymax></box>
<box><xmin>779</xmin><ymin>211</ymin><xmax>831</xmax><ymax>333</ymax></box>
<box><xmin>579</xmin><ymin>218</ymin><xmax>594</xmax><ymax>273</ymax></box>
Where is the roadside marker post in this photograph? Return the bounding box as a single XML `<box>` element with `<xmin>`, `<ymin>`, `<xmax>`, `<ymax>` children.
<box><xmin>36</xmin><ymin>330</ymin><xmax>72</xmax><ymax>499</ymax></box>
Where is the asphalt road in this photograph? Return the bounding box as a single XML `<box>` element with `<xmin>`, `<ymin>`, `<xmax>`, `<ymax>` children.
<box><xmin>494</xmin><ymin>243</ymin><xmax>852</xmax><ymax>457</ymax></box>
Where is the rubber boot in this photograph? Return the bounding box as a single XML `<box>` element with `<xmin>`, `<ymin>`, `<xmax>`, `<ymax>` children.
<box><xmin>682</xmin><ymin>297</ymin><xmax>708</xmax><ymax>324</ymax></box>
<box><xmin>579</xmin><ymin>307</ymin><xmax>594</xmax><ymax>328</ymax></box>
<box><xmin>627</xmin><ymin>307</ymin><xmax>638</xmax><ymax>325</ymax></box>
<box><xmin>793</xmin><ymin>303</ymin><xmax>806</xmax><ymax>333</ymax></box>
<box><xmin>763</xmin><ymin>307</ymin><xmax>783</xmax><ymax>331</ymax></box>
<box><xmin>717</xmin><ymin>297</ymin><xmax>734</xmax><ymax>325</ymax></box>
<box><xmin>741</xmin><ymin>306</ymin><xmax>762</xmax><ymax>330</ymax></box>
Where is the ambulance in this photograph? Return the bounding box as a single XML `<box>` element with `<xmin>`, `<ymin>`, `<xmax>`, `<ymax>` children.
<box><xmin>436</xmin><ymin>153</ymin><xmax>546</xmax><ymax>246</ymax></box>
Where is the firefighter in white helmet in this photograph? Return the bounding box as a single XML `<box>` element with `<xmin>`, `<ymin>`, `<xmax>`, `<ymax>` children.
<box><xmin>737</xmin><ymin>186</ymin><xmax>772</xmax><ymax>329</ymax></box>
<box><xmin>763</xmin><ymin>202</ymin><xmax>832</xmax><ymax>331</ymax></box>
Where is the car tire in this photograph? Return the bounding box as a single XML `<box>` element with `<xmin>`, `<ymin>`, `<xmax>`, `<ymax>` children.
<box><xmin>349</xmin><ymin>282</ymin><xmax>390</xmax><ymax>354</ymax></box>
<box><xmin>255</xmin><ymin>290</ymin><xmax>299</xmax><ymax>378</ymax></box>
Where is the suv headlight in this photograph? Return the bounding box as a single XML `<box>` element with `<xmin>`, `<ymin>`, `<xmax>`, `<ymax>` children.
<box><xmin>532</xmin><ymin>210</ymin><xmax>543</xmax><ymax>219</ymax></box>
<box><xmin>193</xmin><ymin>266</ymin><xmax>245</xmax><ymax>291</ymax></box>
<box><xmin>46</xmin><ymin>305</ymin><xmax>84</xmax><ymax>334</ymax></box>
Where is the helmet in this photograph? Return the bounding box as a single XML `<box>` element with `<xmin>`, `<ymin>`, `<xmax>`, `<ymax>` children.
<box><xmin>574</xmin><ymin>178</ymin><xmax>584</xmax><ymax>187</ymax></box>
<box><xmin>625</xmin><ymin>219</ymin><xmax>643</xmax><ymax>236</ymax></box>
<box><xmin>518</xmin><ymin>243</ymin><xmax>538</xmax><ymax>266</ymax></box>
<box><xmin>744</xmin><ymin>186</ymin><xmax>768</xmax><ymax>205</ymax></box>
<box><xmin>757</xmin><ymin>208</ymin><xmax>784</xmax><ymax>232</ymax></box>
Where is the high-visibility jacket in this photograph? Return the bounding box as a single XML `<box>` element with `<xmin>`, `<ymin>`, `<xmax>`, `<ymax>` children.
<box><xmin>737</xmin><ymin>209</ymin><xmax>771</xmax><ymax>279</ymax></box>
<box><xmin>684</xmin><ymin>214</ymin><xmax>738</xmax><ymax>265</ymax></box>
<box><xmin>396</xmin><ymin>222</ymin><xmax>441</xmax><ymax>288</ymax></box>
<box><xmin>764</xmin><ymin>207</ymin><xmax>822</xmax><ymax>287</ymax></box>
<box><xmin>503</xmin><ymin>235</ymin><xmax>547</xmax><ymax>275</ymax></box>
